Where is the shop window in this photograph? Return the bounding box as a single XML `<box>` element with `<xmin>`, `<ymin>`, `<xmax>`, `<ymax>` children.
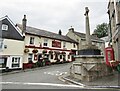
<box><xmin>30</xmin><ymin>37</ymin><xmax>34</xmax><ymax>45</ymax></box>
<box><xmin>2</xmin><ymin>24</ymin><xmax>8</xmax><ymax>31</ymax></box>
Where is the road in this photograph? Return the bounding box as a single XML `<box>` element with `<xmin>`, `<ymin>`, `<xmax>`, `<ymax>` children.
<box><xmin>1</xmin><ymin>62</ymin><xmax>82</xmax><ymax>89</ymax></box>
<box><xmin>1</xmin><ymin>62</ymin><xmax>119</xmax><ymax>91</ymax></box>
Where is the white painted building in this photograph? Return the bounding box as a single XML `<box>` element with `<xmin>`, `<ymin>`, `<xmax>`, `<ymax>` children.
<box><xmin>0</xmin><ymin>16</ymin><xmax>24</xmax><ymax>70</ymax></box>
<box><xmin>16</xmin><ymin>16</ymin><xmax>78</xmax><ymax>69</ymax></box>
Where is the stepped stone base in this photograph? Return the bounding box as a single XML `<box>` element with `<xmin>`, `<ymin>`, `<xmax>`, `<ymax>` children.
<box><xmin>70</xmin><ymin>55</ymin><xmax>113</xmax><ymax>82</ymax></box>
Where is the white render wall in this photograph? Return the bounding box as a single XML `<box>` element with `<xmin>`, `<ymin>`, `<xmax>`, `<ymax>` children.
<box><xmin>25</xmin><ymin>35</ymin><xmax>77</xmax><ymax>50</ymax></box>
<box><xmin>23</xmin><ymin>35</ymin><xmax>77</xmax><ymax>63</ymax></box>
<box><xmin>2</xmin><ymin>39</ymin><xmax>24</xmax><ymax>56</ymax></box>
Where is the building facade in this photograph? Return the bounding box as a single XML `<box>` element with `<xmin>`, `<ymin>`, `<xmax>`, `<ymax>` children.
<box><xmin>66</xmin><ymin>27</ymin><xmax>105</xmax><ymax>55</ymax></box>
<box><xmin>17</xmin><ymin>16</ymin><xmax>78</xmax><ymax>69</ymax></box>
<box><xmin>0</xmin><ymin>16</ymin><xmax>24</xmax><ymax>70</ymax></box>
<box><xmin>108</xmin><ymin>0</ymin><xmax>120</xmax><ymax>62</ymax></box>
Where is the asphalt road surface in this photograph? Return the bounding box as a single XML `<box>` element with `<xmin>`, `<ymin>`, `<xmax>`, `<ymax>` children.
<box><xmin>1</xmin><ymin>62</ymin><xmax>82</xmax><ymax>89</ymax></box>
<box><xmin>1</xmin><ymin>62</ymin><xmax>119</xmax><ymax>91</ymax></box>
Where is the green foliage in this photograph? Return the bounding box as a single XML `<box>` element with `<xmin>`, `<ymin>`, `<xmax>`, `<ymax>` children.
<box><xmin>93</xmin><ymin>23</ymin><xmax>108</xmax><ymax>38</ymax></box>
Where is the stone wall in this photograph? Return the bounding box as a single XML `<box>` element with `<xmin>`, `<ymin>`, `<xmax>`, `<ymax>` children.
<box><xmin>71</xmin><ymin>55</ymin><xmax>113</xmax><ymax>82</ymax></box>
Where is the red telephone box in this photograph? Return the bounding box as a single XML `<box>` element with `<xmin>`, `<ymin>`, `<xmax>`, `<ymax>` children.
<box><xmin>105</xmin><ymin>47</ymin><xmax>115</xmax><ymax>66</ymax></box>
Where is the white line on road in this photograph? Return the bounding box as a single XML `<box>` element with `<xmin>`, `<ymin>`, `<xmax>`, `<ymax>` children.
<box><xmin>0</xmin><ymin>82</ymin><xmax>83</xmax><ymax>88</ymax></box>
<box><xmin>44</xmin><ymin>71</ymin><xmax>68</xmax><ymax>76</ymax></box>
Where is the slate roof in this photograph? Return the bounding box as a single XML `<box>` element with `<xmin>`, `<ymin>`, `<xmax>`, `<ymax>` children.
<box><xmin>17</xmin><ymin>24</ymin><xmax>77</xmax><ymax>43</ymax></box>
<box><xmin>74</xmin><ymin>31</ymin><xmax>104</xmax><ymax>42</ymax></box>
<box><xmin>0</xmin><ymin>16</ymin><xmax>24</xmax><ymax>41</ymax></box>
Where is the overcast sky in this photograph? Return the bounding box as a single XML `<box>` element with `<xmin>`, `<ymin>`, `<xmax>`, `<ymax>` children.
<box><xmin>1</xmin><ymin>0</ymin><xmax>109</xmax><ymax>35</ymax></box>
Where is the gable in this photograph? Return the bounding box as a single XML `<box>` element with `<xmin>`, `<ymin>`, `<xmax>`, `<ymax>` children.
<box><xmin>0</xmin><ymin>17</ymin><xmax>23</xmax><ymax>41</ymax></box>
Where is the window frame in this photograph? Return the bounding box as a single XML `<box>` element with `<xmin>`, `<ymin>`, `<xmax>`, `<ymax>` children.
<box><xmin>11</xmin><ymin>57</ymin><xmax>20</xmax><ymax>68</ymax></box>
<box><xmin>28</xmin><ymin>54</ymin><xmax>33</xmax><ymax>62</ymax></box>
<box><xmin>29</xmin><ymin>37</ymin><xmax>34</xmax><ymax>45</ymax></box>
<box><xmin>2</xmin><ymin>24</ymin><xmax>8</xmax><ymax>31</ymax></box>
<box><xmin>43</xmin><ymin>38</ymin><xmax>48</xmax><ymax>47</ymax></box>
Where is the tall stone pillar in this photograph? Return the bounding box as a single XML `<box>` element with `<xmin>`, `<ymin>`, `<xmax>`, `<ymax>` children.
<box><xmin>84</xmin><ymin>7</ymin><xmax>92</xmax><ymax>45</ymax></box>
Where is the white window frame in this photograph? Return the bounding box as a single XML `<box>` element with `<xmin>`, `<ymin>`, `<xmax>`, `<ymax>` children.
<box><xmin>28</xmin><ymin>54</ymin><xmax>33</xmax><ymax>62</ymax></box>
<box><xmin>12</xmin><ymin>57</ymin><xmax>20</xmax><ymax>64</ymax></box>
<box><xmin>11</xmin><ymin>57</ymin><xmax>21</xmax><ymax>68</ymax></box>
<box><xmin>43</xmin><ymin>38</ymin><xmax>48</xmax><ymax>47</ymax></box>
<box><xmin>2</xmin><ymin>24</ymin><xmax>8</xmax><ymax>31</ymax></box>
<box><xmin>30</xmin><ymin>37</ymin><xmax>34</xmax><ymax>45</ymax></box>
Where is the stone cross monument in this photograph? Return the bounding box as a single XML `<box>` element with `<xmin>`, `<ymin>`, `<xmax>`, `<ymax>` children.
<box><xmin>84</xmin><ymin>7</ymin><xmax>92</xmax><ymax>45</ymax></box>
<box><xmin>70</xmin><ymin>7</ymin><xmax>113</xmax><ymax>82</ymax></box>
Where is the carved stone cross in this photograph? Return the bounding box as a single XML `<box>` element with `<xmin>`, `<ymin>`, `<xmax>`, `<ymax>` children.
<box><xmin>84</xmin><ymin>7</ymin><xmax>92</xmax><ymax>46</ymax></box>
<box><xmin>84</xmin><ymin>7</ymin><xmax>89</xmax><ymax>16</ymax></box>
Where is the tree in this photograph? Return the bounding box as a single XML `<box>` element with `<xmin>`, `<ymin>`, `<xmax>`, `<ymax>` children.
<box><xmin>93</xmin><ymin>23</ymin><xmax>108</xmax><ymax>38</ymax></box>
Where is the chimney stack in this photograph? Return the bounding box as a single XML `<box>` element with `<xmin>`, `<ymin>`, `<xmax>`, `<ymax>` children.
<box><xmin>69</xmin><ymin>26</ymin><xmax>74</xmax><ymax>32</ymax></box>
<box><xmin>22</xmin><ymin>15</ymin><xmax>27</xmax><ymax>34</ymax></box>
<box><xmin>58</xmin><ymin>29</ymin><xmax>62</xmax><ymax>35</ymax></box>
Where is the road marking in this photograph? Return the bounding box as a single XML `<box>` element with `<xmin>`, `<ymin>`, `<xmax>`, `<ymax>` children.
<box><xmin>0</xmin><ymin>82</ymin><xmax>83</xmax><ymax>88</ymax></box>
<box><xmin>44</xmin><ymin>71</ymin><xmax>68</xmax><ymax>76</ymax></box>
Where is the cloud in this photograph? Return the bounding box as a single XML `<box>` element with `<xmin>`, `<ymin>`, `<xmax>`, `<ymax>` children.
<box><xmin>1</xmin><ymin>0</ymin><xmax>109</xmax><ymax>35</ymax></box>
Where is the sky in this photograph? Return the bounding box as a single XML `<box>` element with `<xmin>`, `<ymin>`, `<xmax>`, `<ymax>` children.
<box><xmin>1</xmin><ymin>0</ymin><xmax>109</xmax><ymax>35</ymax></box>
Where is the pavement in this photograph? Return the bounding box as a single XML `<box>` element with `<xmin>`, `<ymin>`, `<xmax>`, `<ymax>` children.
<box><xmin>58</xmin><ymin>71</ymin><xmax>120</xmax><ymax>89</ymax></box>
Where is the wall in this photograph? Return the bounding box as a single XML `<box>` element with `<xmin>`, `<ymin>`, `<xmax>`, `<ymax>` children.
<box><xmin>23</xmin><ymin>34</ymin><xmax>77</xmax><ymax>63</ymax></box>
<box><xmin>2</xmin><ymin>39</ymin><xmax>24</xmax><ymax>56</ymax></box>
<box><xmin>67</xmin><ymin>30</ymin><xmax>105</xmax><ymax>54</ymax></box>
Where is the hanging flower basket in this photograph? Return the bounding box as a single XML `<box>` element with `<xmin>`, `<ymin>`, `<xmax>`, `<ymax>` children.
<box><xmin>24</xmin><ymin>48</ymin><xmax>29</xmax><ymax>53</ymax></box>
<box><xmin>32</xmin><ymin>49</ymin><xmax>38</xmax><ymax>53</ymax></box>
<box><xmin>61</xmin><ymin>51</ymin><xmax>66</xmax><ymax>55</ymax></box>
<box><xmin>42</xmin><ymin>50</ymin><xmax>47</xmax><ymax>54</ymax></box>
<box><xmin>49</xmin><ymin>50</ymin><xmax>53</xmax><ymax>54</ymax></box>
